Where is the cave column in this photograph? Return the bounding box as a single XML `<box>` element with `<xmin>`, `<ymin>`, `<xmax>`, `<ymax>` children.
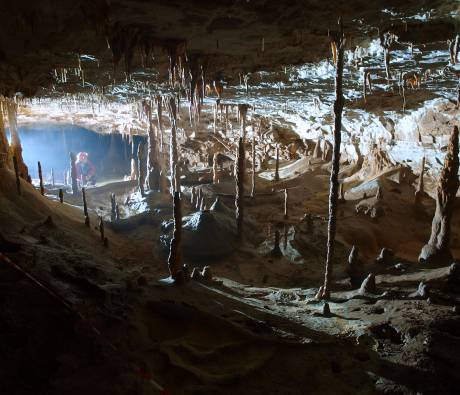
<box><xmin>318</xmin><ymin>18</ymin><xmax>345</xmax><ymax>300</ymax></box>
<box><xmin>419</xmin><ymin>127</ymin><xmax>459</xmax><ymax>265</ymax></box>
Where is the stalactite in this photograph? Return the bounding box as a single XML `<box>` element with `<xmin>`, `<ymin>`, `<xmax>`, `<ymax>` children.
<box><xmin>130</xmin><ymin>141</ymin><xmax>137</xmax><ymax>181</ymax></box>
<box><xmin>5</xmin><ymin>99</ymin><xmax>29</xmax><ymax>180</ymax></box>
<box><xmin>318</xmin><ymin>18</ymin><xmax>345</xmax><ymax>300</ymax></box>
<box><xmin>380</xmin><ymin>31</ymin><xmax>395</xmax><ymax>85</ymax></box>
<box><xmin>116</xmin><ymin>203</ymin><xmax>120</xmax><ymax>221</ymax></box>
<box><xmin>13</xmin><ymin>156</ymin><xmax>21</xmax><ymax>195</ymax></box>
<box><xmin>419</xmin><ymin>126</ymin><xmax>459</xmax><ymax>265</ymax></box>
<box><xmin>339</xmin><ymin>183</ymin><xmax>345</xmax><ymax>201</ymax></box>
<box><xmin>238</xmin><ymin>104</ymin><xmax>250</xmax><ymax>140</ymax></box>
<box><xmin>168</xmin><ymin>191</ymin><xmax>183</xmax><ymax>281</ymax></box>
<box><xmin>235</xmin><ymin>137</ymin><xmax>245</xmax><ymax>239</ymax></box>
<box><xmin>251</xmin><ymin>133</ymin><xmax>256</xmax><ymax>198</ymax></box>
<box><xmin>271</xmin><ymin>229</ymin><xmax>282</xmax><ymax>257</ymax></box>
<box><xmin>274</xmin><ymin>145</ymin><xmax>280</xmax><ymax>182</ymax></box>
<box><xmin>137</xmin><ymin>142</ymin><xmax>145</xmax><ymax>196</ymax></box>
<box><xmin>99</xmin><ymin>216</ymin><xmax>105</xmax><ymax>243</ymax></box>
<box><xmin>69</xmin><ymin>152</ymin><xmax>79</xmax><ymax>196</ymax></box>
<box><xmin>146</xmin><ymin>122</ymin><xmax>160</xmax><ymax>191</ymax></box>
<box><xmin>82</xmin><ymin>187</ymin><xmax>90</xmax><ymax>226</ymax></box>
<box><xmin>313</xmin><ymin>139</ymin><xmax>322</xmax><ymax>159</ymax></box>
<box><xmin>284</xmin><ymin>188</ymin><xmax>289</xmax><ymax>219</ymax></box>
<box><xmin>111</xmin><ymin>193</ymin><xmax>116</xmax><ymax>222</ymax></box>
<box><xmin>168</xmin><ymin>97</ymin><xmax>180</xmax><ymax>195</ymax></box>
<box><xmin>38</xmin><ymin>161</ymin><xmax>44</xmax><ymax>196</ymax></box>
<box><xmin>155</xmin><ymin>95</ymin><xmax>164</xmax><ymax>151</ymax></box>
<box><xmin>212</xmin><ymin>153</ymin><xmax>219</xmax><ymax>184</ymax></box>
<box><xmin>191</xmin><ymin>186</ymin><xmax>196</xmax><ymax>206</ymax></box>
<box><xmin>0</xmin><ymin>104</ymin><xmax>10</xmax><ymax>169</ymax></box>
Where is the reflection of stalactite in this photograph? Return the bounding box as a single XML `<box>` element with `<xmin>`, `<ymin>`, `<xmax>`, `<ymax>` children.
<box><xmin>419</xmin><ymin>127</ymin><xmax>459</xmax><ymax>265</ymax></box>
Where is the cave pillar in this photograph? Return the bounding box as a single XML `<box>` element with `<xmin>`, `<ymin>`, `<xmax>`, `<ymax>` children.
<box><xmin>419</xmin><ymin>126</ymin><xmax>459</xmax><ymax>265</ymax></box>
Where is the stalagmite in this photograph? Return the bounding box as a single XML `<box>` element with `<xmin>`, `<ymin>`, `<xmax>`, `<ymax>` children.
<box><xmin>82</xmin><ymin>187</ymin><xmax>90</xmax><ymax>226</ymax></box>
<box><xmin>59</xmin><ymin>189</ymin><xmax>63</xmax><ymax>203</ymax></box>
<box><xmin>251</xmin><ymin>133</ymin><xmax>256</xmax><ymax>198</ymax></box>
<box><xmin>168</xmin><ymin>192</ymin><xmax>183</xmax><ymax>281</ymax></box>
<box><xmin>419</xmin><ymin>126</ymin><xmax>459</xmax><ymax>265</ymax></box>
<box><xmin>376</xmin><ymin>186</ymin><xmax>383</xmax><ymax>200</ymax></box>
<box><xmin>51</xmin><ymin>168</ymin><xmax>55</xmax><ymax>187</ymax></box>
<box><xmin>235</xmin><ymin>137</ymin><xmax>245</xmax><ymax>239</ymax></box>
<box><xmin>13</xmin><ymin>156</ymin><xmax>21</xmax><ymax>195</ymax></box>
<box><xmin>318</xmin><ymin>18</ymin><xmax>345</xmax><ymax>300</ymax></box>
<box><xmin>38</xmin><ymin>161</ymin><xmax>44</xmax><ymax>196</ymax></box>
<box><xmin>274</xmin><ymin>145</ymin><xmax>280</xmax><ymax>182</ymax></box>
<box><xmin>414</xmin><ymin>156</ymin><xmax>425</xmax><ymax>206</ymax></box>
<box><xmin>69</xmin><ymin>152</ymin><xmax>79</xmax><ymax>196</ymax></box>
<box><xmin>210</xmin><ymin>153</ymin><xmax>218</xmax><ymax>185</ymax></box>
<box><xmin>137</xmin><ymin>142</ymin><xmax>145</xmax><ymax>196</ymax></box>
<box><xmin>284</xmin><ymin>188</ymin><xmax>288</xmax><ymax>219</ymax></box>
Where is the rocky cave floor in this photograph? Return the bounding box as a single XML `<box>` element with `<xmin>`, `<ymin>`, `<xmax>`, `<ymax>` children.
<box><xmin>1</xmin><ymin>145</ymin><xmax>460</xmax><ymax>395</ymax></box>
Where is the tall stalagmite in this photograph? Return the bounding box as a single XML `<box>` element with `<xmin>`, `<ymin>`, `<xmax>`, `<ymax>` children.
<box><xmin>318</xmin><ymin>18</ymin><xmax>345</xmax><ymax>299</ymax></box>
<box><xmin>419</xmin><ymin>126</ymin><xmax>459</xmax><ymax>265</ymax></box>
<box><xmin>235</xmin><ymin>137</ymin><xmax>245</xmax><ymax>239</ymax></box>
<box><xmin>168</xmin><ymin>192</ymin><xmax>183</xmax><ymax>281</ymax></box>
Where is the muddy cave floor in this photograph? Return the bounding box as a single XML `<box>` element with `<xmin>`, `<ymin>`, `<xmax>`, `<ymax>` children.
<box><xmin>1</xmin><ymin>161</ymin><xmax>460</xmax><ymax>395</ymax></box>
